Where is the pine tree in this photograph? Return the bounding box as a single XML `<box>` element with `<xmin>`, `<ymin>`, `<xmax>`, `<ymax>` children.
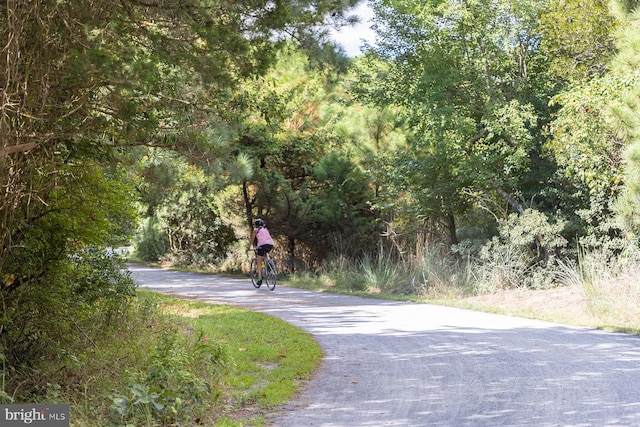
<box><xmin>609</xmin><ymin>1</ymin><xmax>640</xmax><ymax>236</ymax></box>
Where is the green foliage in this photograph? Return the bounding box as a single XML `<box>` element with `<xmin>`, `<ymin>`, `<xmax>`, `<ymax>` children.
<box><xmin>310</xmin><ymin>151</ymin><xmax>380</xmax><ymax>254</ymax></box>
<box><xmin>1</xmin><ymin>165</ymin><xmax>136</xmax><ymax>291</ymax></box>
<box><xmin>132</xmin><ymin>152</ymin><xmax>237</xmax><ymax>266</ymax></box>
<box><xmin>2</xmin><ymin>291</ymin><xmax>247</xmax><ymax>426</ymax></box>
<box><xmin>110</xmin><ymin>328</ymin><xmax>224</xmax><ymax>426</ymax></box>
<box><xmin>157</xmin><ymin>166</ymin><xmax>237</xmax><ymax>267</ymax></box>
<box><xmin>1</xmin><ymin>195</ymin><xmax>138</xmax><ymax>407</ymax></box>
<box><xmin>472</xmin><ymin>209</ymin><xmax>568</xmax><ymax>290</ymax></box>
<box><xmin>3</xmin><ymin>288</ymin><xmax>320</xmax><ymax>426</ymax></box>
<box><xmin>221</xmin><ymin>46</ymin><xmax>386</xmax><ymax>268</ymax></box>
<box><xmin>539</xmin><ymin>1</ymin><xmax>639</xmax><ymax>254</ymax></box>
<box><xmin>134</xmin><ymin>148</ymin><xmax>183</xmax><ymax>217</ymax></box>
<box><xmin>0</xmin><ymin>0</ymin><xmax>272</xmax><ymax>296</ymax></box>
<box><xmin>360</xmin><ymin>252</ymin><xmax>410</xmax><ymax>295</ymax></box>
<box><xmin>360</xmin><ymin>0</ymin><xmax>554</xmax><ymax>243</ymax></box>
<box><xmin>66</xmin><ymin>247</ymin><xmax>138</xmax><ymax>318</ymax></box>
<box><xmin>608</xmin><ymin>2</ymin><xmax>640</xmax><ymax>237</ymax></box>
<box><xmin>0</xmin><ymin>0</ymin><xmax>403</xmax><ymax>418</ymax></box>
<box><xmin>547</xmin><ymin>76</ymin><xmax>625</xmax><ymax>195</ymax></box>
<box><xmin>0</xmin><ymin>247</ymin><xmax>136</xmax><ymax>394</ymax></box>
<box><xmin>539</xmin><ymin>0</ymin><xmax>618</xmax><ymax>81</ymax></box>
<box><xmin>304</xmin><ymin>209</ymin><xmax>570</xmax><ymax>295</ymax></box>
<box><xmin>133</xmin><ymin>216</ymin><xmax>170</xmax><ymax>263</ymax></box>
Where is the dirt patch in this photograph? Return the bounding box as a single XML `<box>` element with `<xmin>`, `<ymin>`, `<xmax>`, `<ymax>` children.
<box><xmin>461</xmin><ymin>274</ymin><xmax>640</xmax><ymax>333</ymax></box>
<box><xmin>463</xmin><ymin>285</ymin><xmax>595</xmax><ymax>324</ymax></box>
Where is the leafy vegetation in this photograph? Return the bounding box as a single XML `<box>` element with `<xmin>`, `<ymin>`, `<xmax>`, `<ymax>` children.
<box><xmin>4</xmin><ymin>0</ymin><xmax>640</xmax><ymax>421</ymax></box>
<box><xmin>0</xmin><ymin>289</ymin><xmax>320</xmax><ymax>426</ymax></box>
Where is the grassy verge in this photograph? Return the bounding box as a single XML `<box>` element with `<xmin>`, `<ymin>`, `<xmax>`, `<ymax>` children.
<box><xmin>280</xmin><ymin>266</ymin><xmax>640</xmax><ymax>335</ymax></box>
<box><xmin>153</xmin><ymin>292</ymin><xmax>322</xmax><ymax>425</ymax></box>
<box><xmin>41</xmin><ymin>290</ymin><xmax>321</xmax><ymax>427</ymax></box>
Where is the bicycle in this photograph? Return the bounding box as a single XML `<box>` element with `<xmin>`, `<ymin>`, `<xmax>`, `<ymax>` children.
<box><xmin>249</xmin><ymin>249</ymin><xmax>277</xmax><ymax>291</ymax></box>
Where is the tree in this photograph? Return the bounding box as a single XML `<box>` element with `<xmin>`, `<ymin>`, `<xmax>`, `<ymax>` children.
<box><xmin>546</xmin><ymin>75</ymin><xmax>627</xmax><ymax>252</ymax></box>
<box><xmin>212</xmin><ymin>45</ymin><xmax>387</xmax><ymax>269</ymax></box>
<box><xmin>1</xmin><ymin>0</ymin><xmax>368</xmax><ymax>286</ymax></box>
<box><xmin>358</xmin><ymin>0</ymin><xmax>553</xmax><ymax>244</ymax></box>
<box><xmin>608</xmin><ymin>0</ymin><xmax>640</xmax><ymax>237</ymax></box>
<box><xmin>538</xmin><ymin>0</ymin><xmax>618</xmax><ymax>82</ymax></box>
<box><xmin>228</xmin><ymin>46</ymin><xmax>333</xmax><ymax>266</ymax></box>
<box><xmin>158</xmin><ymin>166</ymin><xmax>237</xmax><ymax>267</ymax></box>
<box><xmin>311</xmin><ymin>151</ymin><xmax>380</xmax><ymax>255</ymax></box>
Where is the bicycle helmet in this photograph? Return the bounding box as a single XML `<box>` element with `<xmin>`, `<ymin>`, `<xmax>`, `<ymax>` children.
<box><xmin>254</xmin><ymin>218</ymin><xmax>265</xmax><ymax>227</ymax></box>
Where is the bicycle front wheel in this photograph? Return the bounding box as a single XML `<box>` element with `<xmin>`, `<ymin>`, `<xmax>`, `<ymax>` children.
<box><xmin>250</xmin><ymin>258</ymin><xmax>261</xmax><ymax>288</ymax></box>
<box><xmin>264</xmin><ymin>259</ymin><xmax>277</xmax><ymax>290</ymax></box>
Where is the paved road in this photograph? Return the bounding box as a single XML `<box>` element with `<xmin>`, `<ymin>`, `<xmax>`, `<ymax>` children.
<box><xmin>129</xmin><ymin>265</ymin><xmax>640</xmax><ymax>427</ymax></box>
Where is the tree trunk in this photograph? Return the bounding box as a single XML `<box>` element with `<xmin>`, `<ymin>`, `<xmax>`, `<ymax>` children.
<box><xmin>446</xmin><ymin>213</ymin><xmax>458</xmax><ymax>246</ymax></box>
<box><xmin>242</xmin><ymin>180</ymin><xmax>253</xmax><ymax>230</ymax></box>
<box><xmin>288</xmin><ymin>237</ymin><xmax>296</xmax><ymax>274</ymax></box>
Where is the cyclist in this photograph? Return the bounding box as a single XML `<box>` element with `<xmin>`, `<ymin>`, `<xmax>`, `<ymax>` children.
<box><xmin>246</xmin><ymin>218</ymin><xmax>274</xmax><ymax>287</ymax></box>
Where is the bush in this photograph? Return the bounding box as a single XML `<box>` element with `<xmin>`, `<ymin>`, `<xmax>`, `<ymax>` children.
<box><xmin>134</xmin><ymin>216</ymin><xmax>170</xmax><ymax>262</ymax></box>
<box><xmin>0</xmin><ymin>247</ymin><xmax>136</xmax><ymax>401</ymax></box>
<box><xmin>109</xmin><ymin>327</ymin><xmax>227</xmax><ymax>426</ymax></box>
<box><xmin>471</xmin><ymin>209</ymin><xmax>568</xmax><ymax>290</ymax></box>
<box><xmin>317</xmin><ymin>243</ymin><xmax>474</xmax><ymax>297</ymax></box>
<box><xmin>134</xmin><ymin>165</ymin><xmax>237</xmax><ymax>268</ymax></box>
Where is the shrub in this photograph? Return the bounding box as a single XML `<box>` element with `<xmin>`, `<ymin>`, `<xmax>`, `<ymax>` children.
<box><xmin>147</xmin><ymin>166</ymin><xmax>237</xmax><ymax>268</ymax></box>
<box><xmin>0</xmin><ymin>246</ymin><xmax>136</xmax><ymax>400</ymax></box>
<box><xmin>472</xmin><ymin>209</ymin><xmax>568</xmax><ymax>290</ymax></box>
<box><xmin>110</xmin><ymin>327</ymin><xmax>227</xmax><ymax>426</ymax></box>
<box><xmin>133</xmin><ymin>216</ymin><xmax>169</xmax><ymax>263</ymax></box>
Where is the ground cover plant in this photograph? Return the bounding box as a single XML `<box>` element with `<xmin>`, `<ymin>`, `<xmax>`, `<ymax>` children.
<box><xmin>0</xmin><ymin>288</ymin><xmax>321</xmax><ymax>427</ymax></box>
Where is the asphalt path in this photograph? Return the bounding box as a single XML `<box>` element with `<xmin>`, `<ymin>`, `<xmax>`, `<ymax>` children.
<box><xmin>129</xmin><ymin>264</ymin><xmax>640</xmax><ymax>427</ymax></box>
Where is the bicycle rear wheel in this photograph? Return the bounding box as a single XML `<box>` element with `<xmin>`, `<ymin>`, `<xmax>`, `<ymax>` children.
<box><xmin>250</xmin><ymin>258</ymin><xmax>261</xmax><ymax>288</ymax></box>
<box><xmin>264</xmin><ymin>259</ymin><xmax>277</xmax><ymax>290</ymax></box>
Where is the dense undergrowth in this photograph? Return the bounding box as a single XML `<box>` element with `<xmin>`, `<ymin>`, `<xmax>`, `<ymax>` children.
<box><xmin>0</xmin><ymin>249</ymin><xmax>321</xmax><ymax>426</ymax></box>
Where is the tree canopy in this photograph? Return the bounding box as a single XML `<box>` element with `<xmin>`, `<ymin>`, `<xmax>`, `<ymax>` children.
<box><xmin>353</xmin><ymin>0</ymin><xmax>554</xmax><ymax>243</ymax></box>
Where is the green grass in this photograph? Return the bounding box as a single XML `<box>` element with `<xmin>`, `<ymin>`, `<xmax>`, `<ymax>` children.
<box><xmin>157</xmin><ymin>295</ymin><xmax>322</xmax><ymax>411</ymax></box>
<box><xmin>145</xmin><ymin>292</ymin><xmax>322</xmax><ymax>426</ymax></box>
<box><xmin>30</xmin><ymin>290</ymin><xmax>322</xmax><ymax>427</ymax></box>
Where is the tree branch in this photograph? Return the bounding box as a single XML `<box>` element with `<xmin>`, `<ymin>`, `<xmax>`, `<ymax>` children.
<box><xmin>0</xmin><ymin>142</ymin><xmax>37</xmax><ymax>158</ymax></box>
<box><xmin>493</xmin><ymin>186</ymin><xmax>524</xmax><ymax>214</ymax></box>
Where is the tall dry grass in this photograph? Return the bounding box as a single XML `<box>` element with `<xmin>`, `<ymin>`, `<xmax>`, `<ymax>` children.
<box><xmin>556</xmin><ymin>247</ymin><xmax>640</xmax><ymax>330</ymax></box>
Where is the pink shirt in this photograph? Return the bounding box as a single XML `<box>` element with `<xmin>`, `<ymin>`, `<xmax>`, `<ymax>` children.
<box><xmin>256</xmin><ymin>227</ymin><xmax>274</xmax><ymax>246</ymax></box>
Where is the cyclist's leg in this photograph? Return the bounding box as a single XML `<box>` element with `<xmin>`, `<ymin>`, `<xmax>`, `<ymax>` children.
<box><xmin>256</xmin><ymin>254</ymin><xmax>263</xmax><ymax>279</ymax></box>
<box><xmin>256</xmin><ymin>246</ymin><xmax>266</xmax><ymax>283</ymax></box>
<box><xmin>265</xmin><ymin>248</ymin><xmax>275</xmax><ymax>274</ymax></box>
<box><xmin>265</xmin><ymin>248</ymin><xmax>273</xmax><ymax>265</ymax></box>
<box><xmin>250</xmin><ymin>257</ymin><xmax>261</xmax><ymax>288</ymax></box>
<box><xmin>261</xmin><ymin>247</ymin><xmax>275</xmax><ymax>290</ymax></box>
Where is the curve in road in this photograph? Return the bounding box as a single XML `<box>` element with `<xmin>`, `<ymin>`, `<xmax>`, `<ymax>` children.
<box><xmin>129</xmin><ymin>264</ymin><xmax>640</xmax><ymax>427</ymax></box>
